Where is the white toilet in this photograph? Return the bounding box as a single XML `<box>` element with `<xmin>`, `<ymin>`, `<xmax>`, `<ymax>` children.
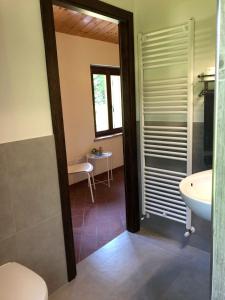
<box><xmin>0</xmin><ymin>262</ymin><xmax>48</xmax><ymax>300</ymax></box>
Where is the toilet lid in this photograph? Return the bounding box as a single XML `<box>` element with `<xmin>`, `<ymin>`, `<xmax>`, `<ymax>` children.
<box><xmin>0</xmin><ymin>262</ymin><xmax>48</xmax><ymax>300</ymax></box>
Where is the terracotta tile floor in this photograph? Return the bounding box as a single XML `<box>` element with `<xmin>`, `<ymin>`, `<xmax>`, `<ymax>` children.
<box><xmin>70</xmin><ymin>166</ymin><xmax>126</xmax><ymax>262</ymax></box>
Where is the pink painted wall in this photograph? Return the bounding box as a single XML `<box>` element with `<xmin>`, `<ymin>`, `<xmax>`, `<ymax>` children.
<box><xmin>56</xmin><ymin>33</ymin><xmax>124</xmax><ymax>184</ymax></box>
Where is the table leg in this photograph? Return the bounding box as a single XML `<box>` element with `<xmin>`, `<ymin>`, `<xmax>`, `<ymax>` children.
<box><xmin>87</xmin><ymin>156</ymin><xmax>90</xmax><ymax>188</ymax></box>
<box><xmin>107</xmin><ymin>157</ymin><xmax>110</xmax><ymax>187</ymax></box>
<box><xmin>87</xmin><ymin>173</ymin><xmax>94</xmax><ymax>203</ymax></box>
<box><xmin>110</xmin><ymin>155</ymin><xmax>113</xmax><ymax>180</ymax></box>
<box><xmin>92</xmin><ymin>171</ymin><xmax>96</xmax><ymax>190</ymax></box>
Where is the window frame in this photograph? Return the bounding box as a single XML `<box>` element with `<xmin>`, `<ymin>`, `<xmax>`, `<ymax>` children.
<box><xmin>90</xmin><ymin>65</ymin><xmax>123</xmax><ymax>138</ymax></box>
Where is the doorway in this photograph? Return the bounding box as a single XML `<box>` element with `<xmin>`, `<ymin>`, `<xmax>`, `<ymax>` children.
<box><xmin>53</xmin><ymin>6</ymin><xmax>126</xmax><ymax>262</ymax></box>
<box><xmin>40</xmin><ymin>0</ymin><xmax>139</xmax><ymax>280</ymax></box>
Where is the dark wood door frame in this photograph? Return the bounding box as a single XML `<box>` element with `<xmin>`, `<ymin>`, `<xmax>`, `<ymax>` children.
<box><xmin>40</xmin><ymin>0</ymin><xmax>140</xmax><ymax>281</ymax></box>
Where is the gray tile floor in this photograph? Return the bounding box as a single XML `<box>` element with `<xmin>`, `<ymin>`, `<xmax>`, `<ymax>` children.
<box><xmin>50</xmin><ymin>229</ymin><xmax>210</xmax><ymax>300</ymax></box>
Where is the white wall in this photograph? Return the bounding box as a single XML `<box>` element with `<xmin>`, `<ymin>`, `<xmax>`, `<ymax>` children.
<box><xmin>0</xmin><ymin>0</ymin><xmax>52</xmax><ymax>144</ymax></box>
<box><xmin>56</xmin><ymin>33</ymin><xmax>124</xmax><ymax>184</ymax></box>
<box><xmin>134</xmin><ymin>0</ymin><xmax>217</xmax><ymax>122</ymax></box>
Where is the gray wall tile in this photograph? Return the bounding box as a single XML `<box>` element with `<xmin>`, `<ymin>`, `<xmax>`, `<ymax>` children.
<box><xmin>141</xmin><ymin>214</ymin><xmax>211</xmax><ymax>252</ymax></box>
<box><xmin>16</xmin><ymin>215</ymin><xmax>67</xmax><ymax>293</ymax></box>
<box><xmin>0</xmin><ymin>136</ymin><xmax>68</xmax><ymax>294</ymax></box>
<box><xmin>192</xmin><ymin>122</ymin><xmax>209</xmax><ymax>172</ymax></box>
<box><xmin>6</xmin><ymin>137</ymin><xmax>61</xmax><ymax>231</ymax></box>
<box><xmin>0</xmin><ymin>237</ymin><xmax>17</xmax><ymax>265</ymax></box>
<box><xmin>0</xmin><ymin>146</ymin><xmax>16</xmax><ymax>240</ymax></box>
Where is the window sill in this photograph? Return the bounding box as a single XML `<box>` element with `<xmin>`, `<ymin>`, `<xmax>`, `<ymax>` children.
<box><xmin>94</xmin><ymin>132</ymin><xmax>123</xmax><ymax>142</ymax></box>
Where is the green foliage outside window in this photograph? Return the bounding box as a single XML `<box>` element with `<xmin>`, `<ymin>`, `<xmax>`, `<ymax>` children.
<box><xmin>93</xmin><ymin>74</ymin><xmax>106</xmax><ymax>105</ymax></box>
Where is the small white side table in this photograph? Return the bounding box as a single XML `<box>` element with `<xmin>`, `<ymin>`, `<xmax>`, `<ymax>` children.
<box><xmin>86</xmin><ymin>152</ymin><xmax>113</xmax><ymax>187</ymax></box>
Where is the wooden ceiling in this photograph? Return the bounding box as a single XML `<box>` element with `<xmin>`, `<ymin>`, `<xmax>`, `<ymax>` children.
<box><xmin>53</xmin><ymin>5</ymin><xmax>119</xmax><ymax>44</ymax></box>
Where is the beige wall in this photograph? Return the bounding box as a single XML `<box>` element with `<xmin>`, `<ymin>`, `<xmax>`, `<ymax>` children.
<box><xmin>134</xmin><ymin>0</ymin><xmax>217</xmax><ymax>122</ymax></box>
<box><xmin>1</xmin><ymin>0</ymin><xmax>216</xmax><ymax>141</ymax></box>
<box><xmin>0</xmin><ymin>0</ymin><xmax>215</xmax><ymax>143</ymax></box>
<box><xmin>0</xmin><ymin>0</ymin><xmax>53</xmax><ymax>144</ymax></box>
<box><xmin>0</xmin><ymin>0</ymin><xmax>67</xmax><ymax>293</ymax></box>
<box><xmin>56</xmin><ymin>33</ymin><xmax>124</xmax><ymax>184</ymax></box>
<box><xmin>102</xmin><ymin>0</ymin><xmax>134</xmax><ymax>12</ymax></box>
<box><xmin>0</xmin><ymin>0</ymin><xmax>134</xmax><ymax>146</ymax></box>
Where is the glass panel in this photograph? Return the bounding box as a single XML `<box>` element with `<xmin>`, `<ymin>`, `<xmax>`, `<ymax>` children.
<box><xmin>111</xmin><ymin>75</ymin><xmax>122</xmax><ymax>129</ymax></box>
<box><xmin>93</xmin><ymin>74</ymin><xmax>109</xmax><ymax>132</ymax></box>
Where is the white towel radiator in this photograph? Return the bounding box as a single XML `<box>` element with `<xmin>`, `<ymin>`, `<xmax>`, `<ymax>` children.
<box><xmin>139</xmin><ymin>20</ymin><xmax>195</xmax><ymax>236</ymax></box>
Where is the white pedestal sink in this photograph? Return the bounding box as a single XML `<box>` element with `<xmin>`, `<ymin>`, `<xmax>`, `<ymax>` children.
<box><xmin>179</xmin><ymin>170</ymin><xmax>212</xmax><ymax>221</ymax></box>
